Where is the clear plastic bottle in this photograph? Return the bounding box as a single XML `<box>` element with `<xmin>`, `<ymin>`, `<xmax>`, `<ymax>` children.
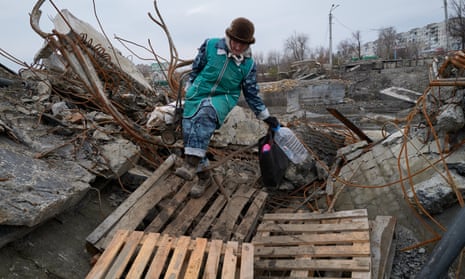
<box><xmin>273</xmin><ymin>126</ymin><xmax>309</xmax><ymax>164</ymax></box>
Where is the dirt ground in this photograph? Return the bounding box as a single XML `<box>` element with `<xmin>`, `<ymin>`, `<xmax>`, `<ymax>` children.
<box><xmin>0</xmin><ymin>64</ymin><xmax>446</xmax><ymax>278</ymax></box>
<box><xmin>0</xmin><ymin>182</ymin><xmax>126</xmax><ymax>279</ymax></box>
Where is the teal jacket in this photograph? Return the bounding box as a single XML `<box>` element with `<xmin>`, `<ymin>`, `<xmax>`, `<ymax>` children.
<box><xmin>184</xmin><ymin>38</ymin><xmax>269</xmax><ymax>127</ymax></box>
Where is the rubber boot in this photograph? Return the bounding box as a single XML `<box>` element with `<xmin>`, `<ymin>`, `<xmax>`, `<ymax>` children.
<box><xmin>175</xmin><ymin>155</ymin><xmax>201</xmax><ymax>180</ymax></box>
<box><xmin>190</xmin><ymin>170</ymin><xmax>212</xmax><ymax>198</ymax></box>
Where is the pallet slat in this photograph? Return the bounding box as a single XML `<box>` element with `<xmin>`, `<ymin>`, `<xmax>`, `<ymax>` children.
<box><xmin>185</xmin><ymin>238</ymin><xmax>208</xmax><ymax>278</ymax></box>
<box><xmin>240</xmin><ymin>243</ymin><xmax>254</xmax><ymax>279</ymax></box>
<box><xmin>255</xmin><ymin>242</ymin><xmax>371</xmax><ymax>258</ymax></box>
<box><xmin>253</xmin><ymin>209</ymin><xmax>372</xmax><ymax>278</ymax></box>
<box><xmin>222</xmin><ymin>241</ymin><xmax>239</xmax><ymax>278</ymax></box>
<box><xmin>253</xmin><ymin>231</ymin><xmax>370</xmax><ymax>245</ymax></box>
<box><xmin>86</xmin><ymin>230</ymin><xmax>129</xmax><ymax>279</ymax></box>
<box><xmin>104</xmin><ymin>230</ymin><xmax>144</xmax><ymax>278</ymax></box>
<box><xmin>255</xmin><ymin>258</ymin><xmax>371</xmax><ymax>271</ymax></box>
<box><xmin>125</xmin><ymin>232</ymin><xmax>160</xmax><ymax>278</ymax></box>
<box><xmin>162</xmin><ymin>183</ymin><xmax>219</xmax><ymax>236</ymax></box>
<box><xmin>86</xmin><ymin>155</ymin><xmax>176</xmax><ymax>250</ymax></box>
<box><xmin>164</xmin><ymin>236</ymin><xmax>191</xmax><ymax>279</ymax></box>
<box><xmin>204</xmin><ymin>239</ymin><xmax>223</xmax><ymax>279</ymax></box>
<box><xmin>233</xmin><ymin>190</ymin><xmax>268</xmax><ymax>242</ymax></box>
<box><xmin>87</xmin><ymin>155</ymin><xmax>268</xmax><ymax>253</ymax></box>
<box><xmin>145</xmin><ymin>234</ymin><xmax>174</xmax><ymax>278</ymax></box>
<box><xmin>86</xmin><ymin>230</ymin><xmax>253</xmax><ymax>279</ymax></box>
<box><xmin>144</xmin><ymin>182</ymin><xmax>191</xmax><ymax>232</ymax></box>
<box><xmin>211</xmin><ymin>185</ymin><xmax>255</xmax><ymax>241</ymax></box>
<box><xmin>257</xmin><ymin>219</ymin><xmax>369</xmax><ymax>233</ymax></box>
<box><xmin>261</xmin><ymin>209</ymin><xmax>368</xmax><ymax>222</ymax></box>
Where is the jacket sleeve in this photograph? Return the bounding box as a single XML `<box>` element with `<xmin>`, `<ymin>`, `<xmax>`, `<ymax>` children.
<box><xmin>189</xmin><ymin>39</ymin><xmax>208</xmax><ymax>84</ymax></box>
<box><xmin>242</xmin><ymin>62</ymin><xmax>270</xmax><ymax>120</ymax></box>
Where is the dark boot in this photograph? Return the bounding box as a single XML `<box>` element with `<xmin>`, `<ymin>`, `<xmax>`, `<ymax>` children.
<box><xmin>190</xmin><ymin>170</ymin><xmax>212</xmax><ymax>198</ymax></box>
<box><xmin>175</xmin><ymin>155</ymin><xmax>201</xmax><ymax>180</ymax></box>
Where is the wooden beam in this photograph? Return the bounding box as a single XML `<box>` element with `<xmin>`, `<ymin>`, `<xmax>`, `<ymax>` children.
<box><xmin>326</xmin><ymin>107</ymin><xmax>373</xmax><ymax>143</ymax></box>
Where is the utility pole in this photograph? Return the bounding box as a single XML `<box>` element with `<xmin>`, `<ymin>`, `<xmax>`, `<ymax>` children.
<box><xmin>329</xmin><ymin>4</ymin><xmax>339</xmax><ymax>68</ymax></box>
<box><xmin>444</xmin><ymin>0</ymin><xmax>449</xmax><ymax>52</ymax></box>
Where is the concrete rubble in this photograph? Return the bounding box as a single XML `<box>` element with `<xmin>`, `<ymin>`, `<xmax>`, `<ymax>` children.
<box><xmin>2</xmin><ymin>2</ymin><xmax>465</xmax><ymax>278</ymax></box>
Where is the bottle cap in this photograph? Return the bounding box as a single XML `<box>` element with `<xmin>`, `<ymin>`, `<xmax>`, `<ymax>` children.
<box><xmin>272</xmin><ymin>124</ymin><xmax>281</xmax><ymax>132</ymax></box>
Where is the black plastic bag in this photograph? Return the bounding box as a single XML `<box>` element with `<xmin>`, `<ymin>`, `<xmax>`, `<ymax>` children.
<box><xmin>258</xmin><ymin>130</ymin><xmax>289</xmax><ymax>188</ymax></box>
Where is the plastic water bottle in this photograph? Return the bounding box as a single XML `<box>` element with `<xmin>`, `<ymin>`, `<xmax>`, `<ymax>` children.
<box><xmin>273</xmin><ymin>125</ymin><xmax>309</xmax><ymax>164</ymax></box>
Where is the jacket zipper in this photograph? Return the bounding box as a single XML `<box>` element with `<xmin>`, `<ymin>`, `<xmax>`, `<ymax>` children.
<box><xmin>210</xmin><ymin>58</ymin><xmax>229</xmax><ymax>96</ymax></box>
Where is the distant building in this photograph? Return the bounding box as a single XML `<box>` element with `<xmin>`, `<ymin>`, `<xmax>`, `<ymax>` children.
<box><xmin>361</xmin><ymin>20</ymin><xmax>460</xmax><ymax>58</ymax></box>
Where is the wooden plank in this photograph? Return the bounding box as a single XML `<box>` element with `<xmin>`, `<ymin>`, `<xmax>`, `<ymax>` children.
<box><xmin>86</xmin><ymin>230</ymin><xmax>129</xmax><ymax>279</ymax></box>
<box><xmin>289</xmin><ymin>210</ymin><xmax>314</xmax><ymax>278</ymax></box>
<box><xmin>190</xmin><ymin>194</ymin><xmax>227</xmax><ymax>238</ymax></box>
<box><xmin>144</xmin><ymin>180</ymin><xmax>191</xmax><ymax>233</ymax></box>
<box><xmin>253</xmin><ymin>231</ymin><xmax>370</xmax><ymax>246</ymax></box>
<box><xmin>97</xmin><ymin>173</ymin><xmax>179</xmax><ymax>250</ymax></box>
<box><xmin>164</xmin><ymin>236</ymin><xmax>191</xmax><ymax>279</ymax></box>
<box><xmin>184</xmin><ymin>237</ymin><xmax>208</xmax><ymax>278</ymax></box>
<box><xmin>370</xmin><ymin>216</ymin><xmax>396</xmax><ymax>279</ymax></box>
<box><xmin>145</xmin><ymin>234</ymin><xmax>174</xmax><ymax>278</ymax></box>
<box><xmin>104</xmin><ymin>231</ymin><xmax>144</xmax><ymax>279</ymax></box>
<box><xmin>125</xmin><ymin>232</ymin><xmax>160</xmax><ymax>279</ymax></box>
<box><xmin>240</xmin><ymin>243</ymin><xmax>254</xmax><ymax>279</ymax></box>
<box><xmin>190</xmin><ymin>181</ymin><xmax>241</xmax><ymax>238</ymax></box>
<box><xmin>256</xmin><ymin>219</ymin><xmax>369</xmax><ymax>234</ymax></box>
<box><xmin>86</xmin><ymin>155</ymin><xmax>175</xmax><ymax>247</ymax></box>
<box><xmin>261</xmin><ymin>209</ymin><xmax>368</xmax><ymax>222</ymax></box>
<box><xmin>222</xmin><ymin>241</ymin><xmax>239</xmax><ymax>278</ymax></box>
<box><xmin>233</xmin><ymin>190</ymin><xmax>268</xmax><ymax>242</ymax></box>
<box><xmin>352</xmin><ymin>242</ymin><xmax>373</xmax><ymax>279</ymax></box>
<box><xmin>162</xmin><ymin>183</ymin><xmax>218</xmax><ymax>236</ymax></box>
<box><xmin>254</xmin><ymin>258</ymin><xmax>371</xmax><ymax>272</ymax></box>
<box><xmin>256</xmin><ymin>277</ymin><xmax>350</xmax><ymax>279</ymax></box>
<box><xmin>203</xmin><ymin>239</ymin><xmax>223</xmax><ymax>279</ymax></box>
<box><xmin>211</xmin><ymin>185</ymin><xmax>255</xmax><ymax>241</ymax></box>
<box><xmin>326</xmin><ymin>107</ymin><xmax>373</xmax><ymax>143</ymax></box>
<box><xmin>255</xmin><ymin>241</ymin><xmax>371</xmax><ymax>258</ymax></box>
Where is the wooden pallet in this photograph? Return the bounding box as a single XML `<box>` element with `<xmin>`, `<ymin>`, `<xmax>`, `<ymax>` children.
<box><xmin>85</xmin><ymin>230</ymin><xmax>254</xmax><ymax>279</ymax></box>
<box><xmin>86</xmin><ymin>154</ymin><xmax>268</xmax><ymax>252</ymax></box>
<box><xmin>252</xmin><ymin>209</ymin><xmax>372</xmax><ymax>278</ymax></box>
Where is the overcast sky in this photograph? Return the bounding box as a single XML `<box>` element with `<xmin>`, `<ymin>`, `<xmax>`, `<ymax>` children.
<box><xmin>1</xmin><ymin>0</ymin><xmax>445</xmax><ymax>72</ymax></box>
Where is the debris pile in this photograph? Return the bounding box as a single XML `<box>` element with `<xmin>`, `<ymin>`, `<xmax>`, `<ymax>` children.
<box><xmin>3</xmin><ymin>1</ymin><xmax>465</xmax><ymax>278</ymax></box>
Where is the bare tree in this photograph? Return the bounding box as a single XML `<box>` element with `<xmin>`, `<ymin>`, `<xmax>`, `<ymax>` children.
<box><xmin>311</xmin><ymin>46</ymin><xmax>329</xmax><ymax>64</ymax></box>
<box><xmin>376</xmin><ymin>27</ymin><xmax>397</xmax><ymax>59</ymax></box>
<box><xmin>266</xmin><ymin>50</ymin><xmax>282</xmax><ymax>80</ymax></box>
<box><xmin>449</xmin><ymin>0</ymin><xmax>465</xmax><ymax>49</ymax></box>
<box><xmin>337</xmin><ymin>39</ymin><xmax>353</xmax><ymax>63</ymax></box>
<box><xmin>284</xmin><ymin>31</ymin><xmax>310</xmax><ymax>61</ymax></box>
<box><xmin>253</xmin><ymin>51</ymin><xmax>266</xmax><ymax>79</ymax></box>
<box><xmin>352</xmin><ymin>30</ymin><xmax>362</xmax><ymax>59</ymax></box>
<box><xmin>335</xmin><ymin>30</ymin><xmax>362</xmax><ymax>63</ymax></box>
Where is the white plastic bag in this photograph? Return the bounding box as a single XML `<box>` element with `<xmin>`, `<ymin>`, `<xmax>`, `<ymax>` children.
<box><xmin>146</xmin><ymin>101</ymin><xmax>183</xmax><ymax>128</ymax></box>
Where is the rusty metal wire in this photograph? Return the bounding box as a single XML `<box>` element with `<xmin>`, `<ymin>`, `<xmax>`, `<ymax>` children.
<box><xmin>27</xmin><ymin>0</ymin><xmax>199</xmax><ymax>171</ymax></box>
<box><xmin>322</xmin><ymin>54</ymin><xmax>465</xmax><ymax>255</ymax></box>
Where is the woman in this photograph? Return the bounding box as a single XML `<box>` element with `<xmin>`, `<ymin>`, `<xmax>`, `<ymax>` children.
<box><xmin>175</xmin><ymin>17</ymin><xmax>279</xmax><ymax>197</ymax></box>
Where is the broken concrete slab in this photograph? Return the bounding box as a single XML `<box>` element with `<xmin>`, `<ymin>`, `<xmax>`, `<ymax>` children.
<box><xmin>98</xmin><ymin>138</ymin><xmax>141</xmax><ymax>179</ymax></box>
<box><xmin>436</xmin><ymin>103</ymin><xmax>465</xmax><ymax>134</ymax></box>
<box><xmin>50</xmin><ymin>9</ymin><xmax>153</xmax><ymax>93</ymax></box>
<box><xmin>259</xmin><ymin>79</ymin><xmax>346</xmax><ymax>113</ymax></box>
<box><xmin>212</xmin><ymin>106</ymin><xmax>267</xmax><ymax>147</ymax></box>
<box><xmin>0</xmin><ymin>138</ymin><xmax>94</xmax><ymax>227</ymax></box>
<box><xmin>380</xmin><ymin>86</ymin><xmax>422</xmax><ymax>104</ymax></box>
<box><xmin>406</xmin><ymin>171</ymin><xmax>465</xmax><ymax>215</ymax></box>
